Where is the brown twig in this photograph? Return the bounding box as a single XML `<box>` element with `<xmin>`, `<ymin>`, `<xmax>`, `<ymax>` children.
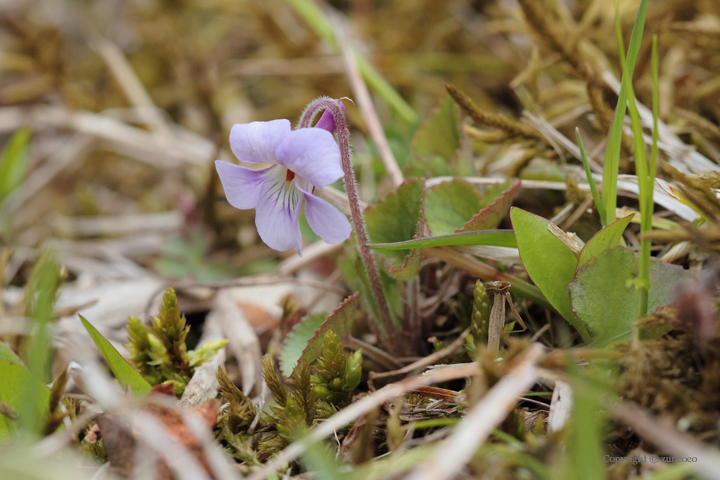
<box><xmin>332</xmin><ymin>15</ymin><xmax>404</xmax><ymax>187</ymax></box>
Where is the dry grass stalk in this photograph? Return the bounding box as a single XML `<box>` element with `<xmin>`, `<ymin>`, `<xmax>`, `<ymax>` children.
<box><xmin>332</xmin><ymin>15</ymin><xmax>404</xmax><ymax>187</ymax></box>
<box><xmin>208</xmin><ymin>290</ymin><xmax>263</xmax><ymax>395</ymax></box>
<box><xmin>675</xmin><ymin>107</ymin><xmax>720</xmax><ymax>144</ymax></box>
<box><xmin>427</xmin><ymin>247</ymin><xmax>514</xmax><ymax>283</ymax></box>
<box><xmin>367</xmin><ymin>328</ymin><xmax>471</xmax><ymax>389</ymax></box>
<box><xmin>179</xmin><ymin>346</ymin><xmax>226</xmax><ymax>407</ymax></box>
<box><xmin>612</xmin><ymin>402</ymin><xmax>720</xmax><ymax>480</ymax></box>
<box><xmin>515</xmin><ymin>0</ymin><xmax>616</xmax><ymax>132</ymax></box>
<box><xmin>94</xmin><ymin>38</ymin><xmax>171</xmax><ymax>137</ymax></box>
<box><xmin>547</xmin><ymin>380</ymin><xmax>573</xmax><ymax>432</ymax></box>
<box><xmin>2</xmin><ymin>135</ymin><xmax>94</xmax><ymax>217</ymax></box>
<box><xmin>548</xmin><ymin>222</ymin><xmax>585</xmax><ymax>256</ymax></box>
<box><xmin>406</xmin><ymin>343</ymin><xmax>544</xmax><ymax>480</ymax></box>
<box><xmin>485</xmin><ymin>281</ymin><xmax>512</xmax><ymax>355</ymax></box>
<box><xmin>516</xmin><ymin>0</ymin><xmax>586</xmax><ymax>77</ymax></box>
<box><xmin>445</xmin><ymin>83</ymin><xmax>545</xmax><ymax>142</ymax></box>
<box><xmin>0</xmin><ymin>106</ymin><xmax>214</xmax><ymax>168</ymax></box>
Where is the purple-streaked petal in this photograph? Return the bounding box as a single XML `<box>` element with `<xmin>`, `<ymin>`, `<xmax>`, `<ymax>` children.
<box><xmin>229</xmin><ymin>119</ymin><xmax>291</xmax><ymax>164</ymax></box>
<box><xmin>314</xmin><ymin>100</ymin><xmax>345</xmax><ymax>134</ymax></box>
<box><xmin>215</xmin><ymin>161</ymin><xmax>275</xmax><ymax>210</ymax></box>
<box><xmin>275</xmin><ymin>128</ymin><xmax>343</xmax><ymax>189</ymax></box>
<box><xmin>297</xmin><ymin>184</ymin><xmax>352</xmax><ymax>245</ymax></box>
<box><xmin>255</xmin><ymin>168</ymin><xmax>304</xmax><ymax>255</ymax></box>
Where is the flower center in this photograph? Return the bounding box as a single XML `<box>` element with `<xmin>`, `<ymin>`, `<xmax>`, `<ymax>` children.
<box><xmin>285</xmin><ymin>169</ymin><xmax>296</xmax><ymax>182</ymax></box>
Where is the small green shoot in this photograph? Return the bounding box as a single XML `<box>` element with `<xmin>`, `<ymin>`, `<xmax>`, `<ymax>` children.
<box><xmin>0</xmin><ymin>128</ymin><xmax>30</xmax><ymax>207</ymax></box>
<box><xmin>575</xmin><ymin>128</ymin><xmax>606</xmax><ymax>223</ymax></box>
<box><xmin>601</xmin><ymin>0</ymin><xmax>649</xmax><ymax>225</ymax></box>
<box><xmin>20</xmin><ymin>251</ymin><xmax>61</xmax><ymax>433</ymax></box>
<box><xmin>614</xmin><ymin>1</ymin><xmax>656</xmax><ymax>321</ymax></box>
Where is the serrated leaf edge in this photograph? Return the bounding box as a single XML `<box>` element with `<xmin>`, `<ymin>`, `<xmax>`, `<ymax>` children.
<box><xmin>456</xmin><ymin>180</ymin><xmax>521</xmax><ymax>233</ymax></box>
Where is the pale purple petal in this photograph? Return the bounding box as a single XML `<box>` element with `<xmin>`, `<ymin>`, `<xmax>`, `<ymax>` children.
<box><xmin>255</xmin><ymin>168</ymin><xmax>304</xmax><ymax>255</ymax></box>
<box><xmin>314</xmin><ymin>101</ymin><xmax>345</xmax><ymax>134</ymax></box>
<box><xmin>275</xmin><ymin>128</ymin><xmax>343</xmax><ymax>189</ymax></box>
<box><xmin>297</xmin><ymin>183</ymin><xmax>352</xmax><ymax>245</ymax></box>
<box><xmin>229</xmin><ymin>119</ymin><xmax>291</xmax><ymax>164</ymax></box>
<box><xmin>215</xmin><ymin>161</ymin><xmax>275</xmax><ymax>210</ymax></box>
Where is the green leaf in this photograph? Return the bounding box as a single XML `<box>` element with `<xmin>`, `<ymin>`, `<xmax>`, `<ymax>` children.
<box><xmin>510</xmin><ymin>207</ymin><xmax>591</xmax><ymax>342</ymax></box>
<box><xmin>577</xmin><ymin>214</ymin><xmax>634</xmax><ymax>268</ymax></box>
<box><xmin>79</xmin><ymin>315</ymin><xmax>152</xmax><ymax>395</ymax></box>
<box><xmin>569</xmin><ymin>246</ymin><xmax>696</xmax><ymax>344</ymax></box>
<box><xmin>0</xmin><ymin>342</ymin><xmax>23</xmax><ymax>367</ymax></box>
<box><xmin>412</xmin><ymin>95</ymin><xmax>463</xmax><ymax>162</ymax></box>
<box><xmin>0</xmin><ymin>128</ymin><xmax>30</xmax><ymax>205</ymax></box>
<box><xmin>423</xmin><ymin>179</ymin><xmax>520</xmax><ymax>235</ymax></box>
<box><xmin>425</xmin><ymin>180</ymin><xmax>483</xmax><ymax>236</ymax></box>
<box><xmin>368</xmin><ymin>229</ymin><xmax>517</xmax><ymax>251</ymax></box>
<box><xmin>279</xmin><ymin>312</ymin><xmax>327</xmax><ymax>377</ymax></box>
<box><xmin>385</xmin><ymin>248</ymin><xmax>423</xmax><ymax>280</ymax></box>
<box><xmin>364</xmin><ymin>179</ymin><xmax>425</xmax><ymax>279</ymax></box>
<box><xmin>279</xmin><ymin>293</ymin><xmax>360</xmax><ymax>377</ymax></box>
<box><xmin>0</xmin><ymin>359</ymin><xmax>51</xmax><ymax>439</ymax></box>
<box><xmin>458</xmin><ymin>180</ymin><xmax>520</xmax><ymax>232</ymax></box>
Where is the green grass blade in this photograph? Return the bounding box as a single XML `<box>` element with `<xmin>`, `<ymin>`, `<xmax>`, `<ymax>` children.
<box><xmin>635</xmin><ymin>35</ymin><xmax>660</xmax><ymax>322</ymax></box>
<box><xmin>602</xmin><ymin>0</ymin><xmax>649</xmax><ymax>225</ymax></box>
<box><xmin>650</xmin><ymin>35</ymin><xmax>659</xmax><ymax>181</ymax></box>
<box><xmin>80</xmin><ymin>315</ymin><xmax>152</xmax><ymax>395</ymax></box>
<box><xmin>0</xmin><ymin>128</ymin><xmax>30</xmax><ymax>205</ymax></box>
<box><xmin>576</xmin><ymin>128</ymin><xmax>606</xmax><ymax>222</ymax></box>
<box><xmin>367</xmin><ymin>229</ymin><xmax>517</xmax><ymax>250</ymax></box>
<box><xmin>19</xmin><ymin>251</ymin><xmax>61</xmax><ymax>433</ymax></box>
<box><xmin>614</xmin><ymin>1</ymin><xmax>653</xmax><ymax>320</ymax></box>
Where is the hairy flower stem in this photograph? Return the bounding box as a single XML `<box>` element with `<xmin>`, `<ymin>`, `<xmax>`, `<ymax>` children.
<box><xmin>298</xmin><ymin>98</ymin><xmax>397</xmax><ymax>350</ymax></box>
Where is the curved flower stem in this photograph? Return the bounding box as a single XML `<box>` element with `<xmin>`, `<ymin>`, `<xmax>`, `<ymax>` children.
<box><xmin>297</xmin><ymin>96</ymin><xmax>332</xmax><ymax>130</ymax></box>
<box><xmin>299</xmin><ymin>98</ymin><xmax>397</xmax><ymax>349</ymax></box>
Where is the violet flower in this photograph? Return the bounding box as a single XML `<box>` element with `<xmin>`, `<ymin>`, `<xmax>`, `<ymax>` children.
<box><xmin>215</xmin><ymin>111</ymin><xmax>351</xmax><ymax>255</ymax></box>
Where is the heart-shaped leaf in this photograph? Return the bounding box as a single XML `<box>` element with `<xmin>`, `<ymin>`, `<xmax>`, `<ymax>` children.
<box><xmin>569</xmin><ymin>246</ymin><xmax>696</xmax><ymax>344</ymax></box>
<box><xmin>80</xmin><ymin>315</ymin><xmax>152</xmax><ymax>395</ymax></box>
<box><xmin>364</xmin><ymin>179</ymin><xmax>425</xmax><ymax>279</ymax></box>
<box><xmin>424</xmin><ymin>180</ymin><xmax>520</xmax><ymax>236</ymax></box>
<box><xmin>577</xmin><ymin>214</ymin><xmax>634</xmax><ymax>268</ymax></box>
<box><xmin>425</xmin><ymin>180</ymin><xmax>484</xmax><ymax>236</ymax></box>
<box><xmin>278</xmin><ymin>293</ymin><xmax>360</xmax><ymax>377</ymax></box>
<box><xmin>510</xmin><ymin>207</ymin><xmax>591</xmax><ymax>342</ymax></box>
